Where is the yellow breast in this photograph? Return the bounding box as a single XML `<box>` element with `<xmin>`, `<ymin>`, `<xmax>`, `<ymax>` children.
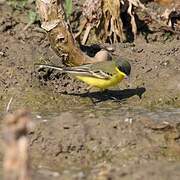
<box><xmin>76</xmin><ymin>67</ymin><xmax>126</xmax><ymax>90</ymax></box>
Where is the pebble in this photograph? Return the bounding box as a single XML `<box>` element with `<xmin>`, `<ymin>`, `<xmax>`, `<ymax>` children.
<box><xmin>124</xmin><ymin>117</ymin><xmax>133</xmax><ymax>124</ymax></box>
<box><xmin>36</xmin><ymin>115</ymin><xmax>42</xmax><ymax>119</ymax></box>
<box><xmin>0</xmin><ymin>51</ymin><xmax>5</xmax><ymax>56</ymax></box>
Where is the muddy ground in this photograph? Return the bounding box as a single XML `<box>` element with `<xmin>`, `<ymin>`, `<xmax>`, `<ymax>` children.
<box><xmin>0</xmin><ymin>1</ymin><xmax>180</xmax><ymax>180</ymax></box>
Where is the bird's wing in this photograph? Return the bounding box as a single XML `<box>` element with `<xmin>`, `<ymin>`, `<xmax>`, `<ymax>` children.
<box><xmin>35</xmin><ymin>62</ymin><xmax>115</xmax><ymax>79</ymax></box>
<box><xmin>67</xmin><ymin>61</ymin><xmax>117</xmax><ymax>79</ymax></box>
<box><xmin>64</xmin><ymin>65</ymin><xmax>112</xmax><ymax>79</ymax></box>
<box><xmin>90</xmin><ymin>60</ymin><xmax>117</xmax><ymax>76</ymax></box>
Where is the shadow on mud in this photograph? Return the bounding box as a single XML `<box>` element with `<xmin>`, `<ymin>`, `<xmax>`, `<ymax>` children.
<box><xmin>65</xmin><ymin>87</ymin><xmax>146</xmax><ymax>103</ymax></box>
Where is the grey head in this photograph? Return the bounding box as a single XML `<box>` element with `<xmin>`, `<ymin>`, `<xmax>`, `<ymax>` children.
<box><xmin>115</xmin><ymin>59</ymin><xmax>131</xmax><ymax>76</ymax></box>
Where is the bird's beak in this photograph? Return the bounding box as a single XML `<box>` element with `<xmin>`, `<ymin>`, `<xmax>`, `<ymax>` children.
<box><xmin>124</xmin><ymin>75</ymin><xmax>131</xmax><ymax>88</ymax></box>
<box><xmin>124</xmin><ymin>75</ymin><xmax>130</xmax><ymax>82</ymax></box>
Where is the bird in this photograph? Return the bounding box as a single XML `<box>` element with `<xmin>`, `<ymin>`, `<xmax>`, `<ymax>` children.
<box><xmin>35</xmin><ymin>59</ymin><xmax>131</xmax><ymax>90</ymax></box>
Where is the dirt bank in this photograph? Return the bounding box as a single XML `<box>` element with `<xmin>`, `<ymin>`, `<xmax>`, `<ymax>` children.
<box><xmin>0</xmin><ymin>3</ymin><xmax>180</xmax><ymax>112</ymax></box>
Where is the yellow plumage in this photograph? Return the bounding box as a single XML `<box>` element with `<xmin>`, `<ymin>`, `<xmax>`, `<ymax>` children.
<box><xmin>76</xmin><ymin>67</ymin><xmax>126</xmax><ymax>89</ymax></box>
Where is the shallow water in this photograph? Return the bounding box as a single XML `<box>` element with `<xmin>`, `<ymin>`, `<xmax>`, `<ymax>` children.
<box><xmin>33</xmin><ymin>106</ymin><xmax>180</xmax><ymax>123</ymax></box>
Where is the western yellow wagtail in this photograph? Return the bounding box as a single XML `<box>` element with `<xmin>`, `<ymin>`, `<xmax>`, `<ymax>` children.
<box><xmin>36</xmin><ymin>59</ymin><xmax>131</xmax><ymax>90</ymax></box>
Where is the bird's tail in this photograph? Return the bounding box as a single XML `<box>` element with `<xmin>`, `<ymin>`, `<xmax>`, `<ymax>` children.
<box><xmin>34</xmin><ymin>63</ymin><xmax>92</xmax><ymax>76</ymax></box>
<box><xmin>35</xmin><ymin>64</ymin><xmax>64</xmax><ymax>71</ymax></box>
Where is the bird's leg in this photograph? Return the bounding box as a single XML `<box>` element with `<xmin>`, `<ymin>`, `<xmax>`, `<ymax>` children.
<box><xmin>118</xmin><ymin>84</ymin><xmax>123</xmax><ymax>90</ymax></box>
<box><xmin>89</xmin><ymin>96</ymin><xmax>98</xmax><ymax>105</ymax></box>
<box><xmin>99</xmin><ymin>88</ymin><xmax>105</xmax><ymax>92</ymax></box>
<box><xmin>85</xmin><ymin>85</ymin><xmax>97</xmax><ymax>104</ymax></box>
<box><xmin>86</xmin><ymin>85</ymin><xmax>93</xmax><ymax>93</ymax></box>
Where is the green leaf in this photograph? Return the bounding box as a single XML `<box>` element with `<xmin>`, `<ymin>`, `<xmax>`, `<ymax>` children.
<box><xmin>7</xmin><ymin>0</ymin><xmax>28</xmax><ymax>9</ymax></box>
<box><xmin>28</xmin><ymin>10</ymin><xmax>37</xmax><ymax>24</ymax></box>
<box><xmin>65</xmin><ymin>0</ymin><xmax>72</xmax><ymax>18</ymax></box>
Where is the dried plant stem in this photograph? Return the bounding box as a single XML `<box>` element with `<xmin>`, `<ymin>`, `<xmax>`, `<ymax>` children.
<box><xmin>82</xmin><ymin>24</ymin><xmax>92</xmax><ymax>45</ymax></box>
<box><xmin>36</xmin><ymin>0</ymin><xmax>99</xmax><ymax>66</ymax></box>
<box><xmin>3</xmin><ymin>109</ymin><xmax>33</xmax><ymax>180</ymax></box>
<box><xmin>6</xmin><ymin>97</ymin><xmax>13</xmax><ymax>112</ymax></box>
